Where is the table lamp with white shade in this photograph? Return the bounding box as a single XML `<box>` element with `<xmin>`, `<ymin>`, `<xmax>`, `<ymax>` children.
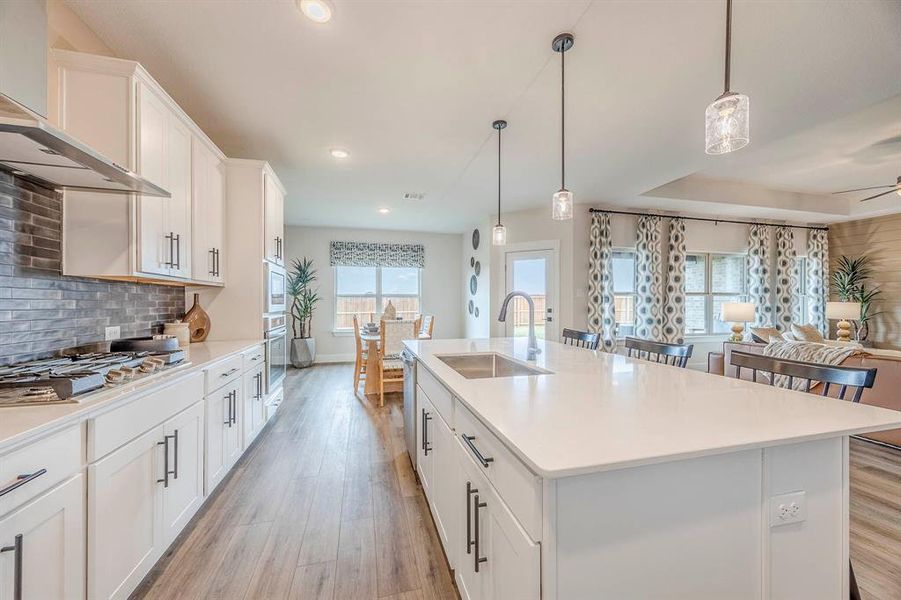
<box><xmin>826</xmin><ymin>301</ymin><xmax>861</xmax><ymax>342</ymax></box>
<box><xmin>720</xmin><ymin>302</ymin><xmax>756</xmax><ymax>342</ymax></box>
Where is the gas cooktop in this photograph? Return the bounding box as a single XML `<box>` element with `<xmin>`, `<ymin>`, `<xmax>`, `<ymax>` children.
<box><xmin>0</xmin><ymin>349</ymin><xmax>187</xmax><ymax>407</ymax></box>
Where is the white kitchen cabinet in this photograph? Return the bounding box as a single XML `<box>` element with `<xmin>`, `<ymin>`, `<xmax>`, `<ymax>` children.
<box><xmin>161</xmin><ymin>401</ymin><xmax>204</xmax><ymax>542</ymax></box>
<box><xmin>456</xmin><ymin>441</ymin><xmax>539</xmax><ymax>600</ymax></box>
<box><xmin>50</xmin><ymin>49</ymin><xmax>223</xmax><ymax>285</ymax></box>
<box><xmin>263</xmin><ymin>170</ymin><xmax>285</xmax><ymax>265</ymax></box>
<box><xmin>0</xmin><ymin>474</ymin><xmax>85</xmax><ymax>600</ymax></box>
<box><xmin>88</xmin><ymin>425</ymin><xmax>165</xmax><ymax>600</ymax></box>
<box><xmin>204</xmin><ymin>379</ymin><xmax>242</xmax><ymax>495</ymax></box>
<box><xmin>431</xmin><ymin>408</ymin><xmax>458</xmax><ymax>569</ymax></box>
<box><xmin>242</xmin><ymin>367</ymin><xmax>266</xmax><ymax>448</ymax></box>
<box><xmin>135</xmin><ymin>81</ymin><xmax>192</xmax><ymax>279</ymax></box>
<box><xmin>191</xmin><ymin>136</ymin><xmax>226</xmax><ymax>284</ymax></box>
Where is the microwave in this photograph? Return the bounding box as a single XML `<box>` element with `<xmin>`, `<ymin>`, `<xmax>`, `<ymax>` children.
<box><xmin>265</xmin><ymin>261</ymin><xmax>287</xmax><ymax>314</ymax></box>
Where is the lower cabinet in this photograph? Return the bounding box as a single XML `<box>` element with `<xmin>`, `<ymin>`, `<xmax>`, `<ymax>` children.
<box><xmin>88</xmin><ymin>401</ymin><xmax>205</xmax><ymax>600</ymax></box>
<box><xmin>242</xmin><ymin>367</ymin><xmax>266</xmax><ymax>448</ymax></box>
<box><xmin>204</xmin><ymin>378</ymin><xmax>242</xmax><ymax>495</ymax></box>
<box><xmin>431</xmin><ymin>408</ymin><xmax>458</xmax><ymax>570</ymax></box>
<box><xmin>161</xmin><ymin>401</ymin><xmax>205</xmax><ymax>542</ymax></box>
<box><xmin>455</xmin><ymin>442</ymin><xmax>540</xmax><ymax>600</ymax></box>
<box><xmin>0</xmin><ymin>474</ymin><xmax>85</xmax><ymax>600</ymax></box>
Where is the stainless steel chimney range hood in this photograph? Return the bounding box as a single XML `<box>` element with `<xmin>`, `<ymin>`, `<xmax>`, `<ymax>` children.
<box><xmin>0</xmin><ymin>93</ymin><xmax>169</xmax><ymax>197</ymax></box>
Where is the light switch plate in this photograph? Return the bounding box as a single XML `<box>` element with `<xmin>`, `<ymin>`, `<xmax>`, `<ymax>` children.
<box><xmin>104</xmin><ymin>326</ymin><xmax>121</xmax><ymax>341</ymax></box>
<box><xmin>769</xmin><ymin>491</ymin><xmax>806</xmax><ymax>527</ymax></box>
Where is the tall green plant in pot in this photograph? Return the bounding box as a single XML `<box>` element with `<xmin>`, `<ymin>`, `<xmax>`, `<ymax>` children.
<box><xmin>831</xmin><ymin>255</ymin><xmax>882</xmax><ymax>343</ymax></box>
<box><xmin>287</xmin><ymin>257</ymin><xmax>320</xmax><ymax>368</ymax></box>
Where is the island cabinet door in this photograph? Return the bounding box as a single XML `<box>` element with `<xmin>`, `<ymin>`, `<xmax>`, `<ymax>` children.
<box><xmin>88</xmin><ymin>425</ymin><xmax>166</xmax><ymax>600</ymax></box>
<box><xmin>0</xmin><ymin>474</ymin><xmax>85</xmax><ymax>600</ymax></box>
<box><xmin>161</xmin><ymin>401</ymin><xmax>205</xmax><ymax>544</ymax></box>
<box><xmin>204</xmin><ymin>391</ymin><xmax>228</xmax><ymax>495</ymax></box>
<box><xmin>482</xmin><ymin>481</ymin><xmax>540</xmax><ymax>600</ymax></box>
<box><xmin>430</xmin><ymin>411</ymin><xmax>459</xmax><ymax>570</ymax></box>
<box><xmin>456</xmin><ymin>444</ymin><xmax>490</xmax><ymax>600</ymax></box>
<box><xmin>416</xmin><ymin>391</ymin><xmax>435</xmax><ymax>495</ymax></box>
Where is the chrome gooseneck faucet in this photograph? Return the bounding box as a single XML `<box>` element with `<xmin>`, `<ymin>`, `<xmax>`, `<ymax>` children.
<box><xmin>498</xmin><ymin>290</ymin><xmax>541</xmax><ymax>361</ymax></box>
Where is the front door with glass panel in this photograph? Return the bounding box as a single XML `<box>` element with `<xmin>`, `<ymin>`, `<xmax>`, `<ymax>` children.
<box><xmin>504</xmin><ymin>249</ymin><xmax>558</xmax><ymax>341</ymax></box>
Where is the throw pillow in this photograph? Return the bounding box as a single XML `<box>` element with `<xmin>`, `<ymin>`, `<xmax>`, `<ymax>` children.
<box><xmin>791</xmin><ymin>323</ymin><xmax>825</xmax><ymax>343</ymax></box>
<box><xmin>749</xmin><ymin>326</ymin><xmax>781</xmax><ymax>344</ymax></box>
<box><xmin>781</xmin><ymin>331</ymin><xmax>798</xmax><ymax>341</ymax></box>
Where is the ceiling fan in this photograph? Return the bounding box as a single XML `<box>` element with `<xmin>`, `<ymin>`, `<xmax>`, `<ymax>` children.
<box><xmin>833</xmin><ymin>176</ymin><xmax>901</xmax><ymax>202</ymax></box>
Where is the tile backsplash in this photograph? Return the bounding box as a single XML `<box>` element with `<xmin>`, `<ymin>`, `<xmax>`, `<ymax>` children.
<box><xmin>0</xmin><ymin>172</ymin><xmax>185</xmax><ymax>365</ymax></box>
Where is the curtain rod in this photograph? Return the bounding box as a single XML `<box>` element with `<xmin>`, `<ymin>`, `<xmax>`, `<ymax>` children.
<box><xmin>588</xmin><ymin>208</ymin><xmax>828</xmax><ymax>231</ymax></box>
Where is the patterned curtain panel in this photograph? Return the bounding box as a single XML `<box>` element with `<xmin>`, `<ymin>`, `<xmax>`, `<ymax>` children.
<box><xmin>747</xmin><ymin>224</ymin><xmax>773</xmax><ymax>327</ymax></box>
<box><xmin>634</xmin><ymin>215</ymin><xmax>664</xmax><ymax>341</ymax></box>
<box><xmin>807</xmin><ymin>229</ymin><xmax>829</xmax><ymax>335</ymax></box>
<box><xmin>587</xmin><ymin>212</ymin><xmax>617</xmax><ymax>352</ymax></box>
<box><xmin>773</xmin><ymin>227</ymin><xmax>798</xmax><ymax>331</ymax></box>
<box><xmin>329</xmin><ymin>241</ymin><xmax>425</xmax><ymax>268</ymax></box>
<box><xmin>662</xmin><ymin>218</ymin><xmax>686</xmax><ymax>344</ymax></box>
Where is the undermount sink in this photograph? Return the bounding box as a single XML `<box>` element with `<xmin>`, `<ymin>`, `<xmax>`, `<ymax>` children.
<box><xmin>436</xmin><ymin>352</ymin><xmax>551</xmax><ymax>379</ymax></box>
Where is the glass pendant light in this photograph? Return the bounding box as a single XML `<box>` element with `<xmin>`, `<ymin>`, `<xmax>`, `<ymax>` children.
<box><xmin>552</xmin><ymin>33</ymin><xmax>574</xmax><ymax>220</ymax></box>
<box><xmin>705</xmin><ymin>0</ymin><xmax>749</xmax><ymax>155</ymax></box>
<box><xmin>492</xmin><ymin>119</ymin><xmax>507</xmax><ymax>246</ymax></box>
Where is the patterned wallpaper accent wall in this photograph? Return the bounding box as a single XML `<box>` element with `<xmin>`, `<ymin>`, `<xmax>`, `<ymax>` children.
<box><xmin>0</xmin><ymin>172</ymin><xmax>185</xmax><ymax>365</ymax></box>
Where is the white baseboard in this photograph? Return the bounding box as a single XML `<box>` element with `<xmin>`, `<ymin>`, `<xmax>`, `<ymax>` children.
<box><xmin>314</xmin><ymin>353</ymin><xmax>355</xmax><ymax>364</ymax></box>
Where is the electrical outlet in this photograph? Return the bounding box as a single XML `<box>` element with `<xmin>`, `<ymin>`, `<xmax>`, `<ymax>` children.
<box><xmin>104</xmin><ymin>326</ymin><xmax>121</xmax><ymax>341</ymax></box>
<box><xmin>769</xmin><ymin>491</ymin><xmax>806</xmax><ymax>527</ymax></box>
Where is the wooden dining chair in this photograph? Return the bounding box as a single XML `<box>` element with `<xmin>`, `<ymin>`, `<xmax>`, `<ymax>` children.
<box><xmin>729</xmin><ymin>351</ymin><xmax>877</xmax><ymax>401</ymax></box>
<box><xmin>352</xmin><ymin>315</ymin><xmax>368</xmax><ymax>393</ymax></box>
<box><xmin>624</xmin><ymin>337</ymin><xmax>693</xmax><ymax>368</ymax></box>
<box><xmin>561</xmin><ymin>328</ymin><xmax>600</xmax><ymax>350</ymax></box>
<box><xmin>728</xmin><ymin>351</ymin><xmax>876</xmax><ymax>599</ymax></box>
<box><xmin>378</xmin><ymin>318</ymin><xmax>416</xmax><ymax>407</ymax></box>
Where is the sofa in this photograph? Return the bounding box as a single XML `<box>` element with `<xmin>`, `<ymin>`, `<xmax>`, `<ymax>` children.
<box><xmin>708</xmin><ymin>341</ymin><xmax>901</xmax><ymax>448</ymax></box>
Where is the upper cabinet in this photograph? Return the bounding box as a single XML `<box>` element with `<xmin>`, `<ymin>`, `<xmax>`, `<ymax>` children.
<box><xmin>264</xmin><ymin>170</ymin><xmax>285</xmax><ymax>265</ymax></box>
<box><xmin>49</xmin><ymin>50</ymin><xmax>225</xmax><ymax>286</ymax></box>
<box><xmin>192</xmin><ymin>135</ymin><xmax>226</xmax><ymax>284</ymax></box>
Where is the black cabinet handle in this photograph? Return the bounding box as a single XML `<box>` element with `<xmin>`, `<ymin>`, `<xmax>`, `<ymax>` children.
<box><xmin>0</xmin><ymin>469</ymin><xmax>46</xmax><ymax>498</ymax></box>
<box><xmin>466</xmin><ymin>481</ymin><xmax>478</xmax><ymax>555</ymax></box>
<box><xmin>1</xmin><ymin>533</ymin><xmax>22</xmax><ymax>600</ymax></box>
<box><xmin>462</xmin><ymin>434</ymin><xmax>494</xmax><ymax>468</ymax></box>
<box><xmin>209</xmin><ymin>248</ymin><xmax>216</xmax><ymax>276</ymax></box>
<box><xmin>474</xmin><ymin>494</ymin><xmax>487</xmax><ymax>573</ymax></box>
<box><xmin>172</xmin><ymin>429</ymin><xmax>179</xmax><ymax>480</ymax></box>
<box><xmin>421</xmin><ymin>410</ymin><xmax>432</xmax><ymax>455</ymax></box>
<box><xmin>224</xmin><ymin>391</ymin><xmax>232</xmax><ymax>427</ymax></box>
<box><xmin>157</xmin><ymin>435</ymin><xmax>172</xmax><ymax>487</ymax></box>
<box><xmin>221</xmin><ymin>368</ymin><xmax>239</xmax><ymax>378</ymax></box>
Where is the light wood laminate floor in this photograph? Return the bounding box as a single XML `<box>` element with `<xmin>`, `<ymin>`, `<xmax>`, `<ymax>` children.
<box><xmin>132</xmin><ymin>364</ymin><xmax>457</xmax><ymax>600</ymax></box>
<box><xmin>133</xmin><ymin>364</ymin><xmax>900</xmax><ymax>600</ymax></box>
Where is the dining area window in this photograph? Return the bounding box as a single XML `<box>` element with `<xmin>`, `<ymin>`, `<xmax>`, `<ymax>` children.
<box><xmin>335</xmin><ymin>265</ymin><xmax>421</xmax><ymax>329</ymax></box>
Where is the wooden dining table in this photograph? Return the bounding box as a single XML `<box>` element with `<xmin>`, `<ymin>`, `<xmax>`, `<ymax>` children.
<box><xmin>359</xmin><ymin>330</ymin><xmax>429</xmax><ymax>397</ymax></box>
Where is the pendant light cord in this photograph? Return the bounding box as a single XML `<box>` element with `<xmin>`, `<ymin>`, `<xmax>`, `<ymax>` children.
<box><xmin>497</xmin><ymin>126</ymin><xmax>502</xmax><ymax>227</ymax></box>
<box><xmin>560</xmin><ymin>42</ymin><xmax>566</xmax><ymax>189</ymax></box>
<box><xmin>724</xmin><ymin>0</ymin><xmax>732</xmax><ymax>93</ymax></box>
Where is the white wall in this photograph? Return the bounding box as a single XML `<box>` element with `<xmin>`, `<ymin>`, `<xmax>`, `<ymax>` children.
<box><xmin>284</xmin><ymin>225</ymin><xmax>463</xmax><ymax>362</ymax></box>
<box><xmin>462</xmin><ymin>219</ymin><xmax>492</xmax><ymax>338</ymax></box>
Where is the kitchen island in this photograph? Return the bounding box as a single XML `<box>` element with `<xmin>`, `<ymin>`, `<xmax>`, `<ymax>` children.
<box><xmin>403</xmin><ymin>337</ymin><xmax>901</xmax><ymax>599</ymax></box>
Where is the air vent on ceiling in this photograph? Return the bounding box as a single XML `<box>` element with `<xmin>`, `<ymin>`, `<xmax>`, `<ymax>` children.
<box><xmin>403</xmin><ymin>192</ymin><xmax>425</xmax><ymax>201</ymax></box>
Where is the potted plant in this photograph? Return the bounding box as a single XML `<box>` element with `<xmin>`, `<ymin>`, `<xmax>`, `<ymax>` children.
<box><xmin>831</xmin><ymin>255</ymin><xmax>882</xmax><ymax>343</ymax></box>
<box><xmin>287</xmin><ymin>257</ymin><xmax>320</xmax><ymax>368</ymax></box>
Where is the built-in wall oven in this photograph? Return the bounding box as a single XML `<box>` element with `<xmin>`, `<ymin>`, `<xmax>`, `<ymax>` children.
<box><xmin>265</xmin><ymin>314</ymin><xmax>287</xmax><ymax>393</ymax></box>
<box><xmin>265</xmin><ymin>261</ymin><xmax>287</xmax><ymax>315</ymax></box>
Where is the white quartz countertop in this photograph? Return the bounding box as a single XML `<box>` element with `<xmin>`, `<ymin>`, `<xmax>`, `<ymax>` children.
<box><xmin>404</xmin><ymin>338</ymin><xmax>901</xmax><ymax>478</ymax></box>
<box><xmin>0</xmin><ymin>339</ymin><xmax>264</xmax><ymax>453</ymax></box>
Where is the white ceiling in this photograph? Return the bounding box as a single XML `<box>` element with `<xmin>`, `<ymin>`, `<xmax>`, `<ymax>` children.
<box><xmin>65</xmin><ymin>0</ymin><xmax>901</xmax><ymax>232</ymax></box>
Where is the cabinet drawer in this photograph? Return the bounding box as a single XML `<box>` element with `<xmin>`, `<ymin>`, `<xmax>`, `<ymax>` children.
<box><xmin>418</xmin><ymin>365</ymin><xmax>454</xmax><ymax>425</ymax></box>
<box><xmin>455</xmin><ymin>402</ymin><xmax>542</xmax><ymax>542</ymax></box>
<box><xmin>0</xmin><ymin>426</ymin><xmax>82</xmax><ymax>517</ymax></box>
<box><xmin>88</xmin><ymin>372</ymin><xmax>204</xmax><ymax>462</ymax></box>
<box><xmin>205</xmin><ymin>354</ymin><xmax>243</xmax><ymax>393</ymax></box>
<box><xmin>241</xmin><ymin>344</ymin><xmax>265</xmax><ymax>371</ymax></box>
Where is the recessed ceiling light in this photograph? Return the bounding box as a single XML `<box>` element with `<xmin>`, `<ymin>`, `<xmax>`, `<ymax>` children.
<box><xmin>298</xmin><ymin>0</ymin><xmax>333</xmax><ymax>23</ymax></box>
<box><xmin>329</xmin><ymin>148</ymin><xmax>349</xmax><ymax>159</ymax></box>
<box><xmin>378</xmin><ymin>207</ymin><xmax>391</xmax><ymax>214</ymax></box>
